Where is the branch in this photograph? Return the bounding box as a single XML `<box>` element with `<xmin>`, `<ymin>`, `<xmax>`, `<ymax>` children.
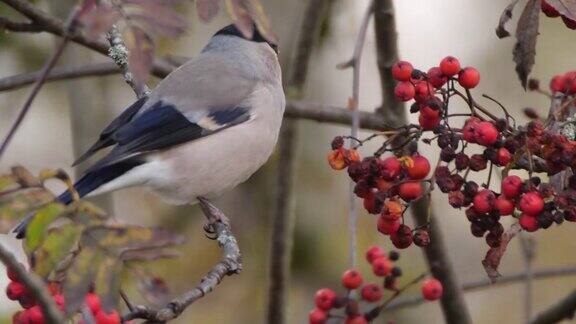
<box><xmin>1</xmin><ymin>0</ymin><xmax>175</xmax><ymax>78</ymax></box>
<box><xmin>122</xmin><ymin>197</ymin><xmax>242</xmax><ymax>322</ymax></box>
<box><xmin>338</xmin><ymin>0</ymin><xmax>375</xmax><ymax>270</ymax></box>
<box><xmin>386</xmin><ymin>266</ymin><xmax>576</xmax><ymax>311</ymax></box>
<box><xmin>267</xmin><ymin>0</ymin><xmax>331</xmax><ymax>323</ymax></box>
<box><xmin>0</xmin><ymin>7</ymin><xmax>80</xmax><ymax>160</ymax></box>
<box><xmin>0</xmin><ymin>16</ymin><xmax>43</xmax><ymax>32</ymax></box>
<box><xmin>0</xmin><ymin>243</ymin><xmax>65</xmax><ymax>323</ymax></box>
<box><xmin>0</xmin><ymin>62</ymin><xmax>119</xmax><ymax>92</ymax></box>
<box><xmin>530</xmin><ymin>290</ymin><xmax>576</xmax><ymax>324</ymax></box>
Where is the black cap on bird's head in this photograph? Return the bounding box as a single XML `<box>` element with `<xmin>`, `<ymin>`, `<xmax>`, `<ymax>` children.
<box><xmin>215</xmin><ymin>24</ymin><xmax>279</xmax><ymax>54</ymax></box>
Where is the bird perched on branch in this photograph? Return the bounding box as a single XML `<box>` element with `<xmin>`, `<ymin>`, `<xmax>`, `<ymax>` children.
<box><xmin>14</xmin><ymin>24</ymin><xmax>284</xmax><ymax>238</ymax></box>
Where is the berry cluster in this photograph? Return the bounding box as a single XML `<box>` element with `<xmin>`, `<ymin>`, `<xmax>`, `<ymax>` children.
<box><xmin>309</xmin><ymin>246</ymin><xmax>442</xmax><ymax>323</ymax></box>
<box><xmin>6</xmin><ymin>265</ymin><xmax>121</xmax><ymax>324</ymax></box>
<box><xmin>541</xmin><ymin>0</ymin><xmax>576</xmax><ymax>29</ymax></box>
<box><xmin>327</xmin><ymin>139</ymin><xmax>432</xmax><ymax>249</ymax></box>
<box><xmin>328</xmin><ymin>56</ymin><xmax>576</xmax><ymax>250</ymax></box>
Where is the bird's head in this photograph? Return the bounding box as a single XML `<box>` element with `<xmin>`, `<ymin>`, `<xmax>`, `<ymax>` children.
<box><xmin>214</xmin><ymin>23</ymin><xmax>279</xmax><ymax>55</ymax></box>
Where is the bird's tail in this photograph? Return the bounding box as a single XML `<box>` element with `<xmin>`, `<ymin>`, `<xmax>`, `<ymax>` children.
<box><xmin>13</xmin><ymin>160</ymin><xmax>142</xmax><ymax>238</ymax></box>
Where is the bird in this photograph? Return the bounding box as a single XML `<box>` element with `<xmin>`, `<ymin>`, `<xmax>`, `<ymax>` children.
<box><xmin>14</xmin><ymin>24</ymin><xmax>285</xmax><ymax>238</ymax></box>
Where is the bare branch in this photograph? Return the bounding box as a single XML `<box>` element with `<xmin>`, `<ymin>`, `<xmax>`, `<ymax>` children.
<box><xmin>530</xmin><ymin>290</ymin><xmax>576</xmax><ymax>324</ymax></box>
<box><xmin>0</xmin><ymin>0</ymin><xmax>175</xmax><ymax>78</ymax></box>
<box><xmin>0</xmin><ymin>16</ymin><xmax>43</xmax><ymax>32</ymax></box>
<box><xmin>386</xmin><ymin>266</ymin><xmax>576</xmax><ymax>311</ymax></box>
<box><xmin>122</xmin><ymin>198</ymin><xmax>242</xmax><ymax>322</ymax></box>
<box><xmin>0</xmin><ymin>243</ymin><xmax>65</xmax><ymax>323</ymax></box>
<box><xmin>267</xmin><ymin>0</ymin><xmax>331</xmax><ymax>322</ymax></box>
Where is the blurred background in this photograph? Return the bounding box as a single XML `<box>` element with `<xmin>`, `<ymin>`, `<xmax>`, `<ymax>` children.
<box><xmin>1</xmin><ymin>0</ymin><xmax>576</xmax><ymax>323</ymax></box>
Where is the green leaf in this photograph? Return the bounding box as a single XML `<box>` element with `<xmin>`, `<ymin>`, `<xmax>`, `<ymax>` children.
<box><xmin>25</xmin><ymin>203</ymin><xmax>67</xmax><ymax>253</ymax></box>
<box><xmin>0</xmin><ymin>187</ymin><xmax>54</xmax><ymax>233</ymax></box>
<box><xmin>32</xmin><ymin>224</ymin><xmax>82</xmax><ymax>278</ymax></box>
<box><xmin>64</xmin><ymin>246</ymin><xmax>106</xmax><ymax>314</ymax></box>
<box><xmin>82</xmin><ymin>225</ymin><xmax>185</xmax><ymax>254</ymax></box>
<box><xmin>94</xmin><ymin>257</ymin><xmax>123</xmax><ymax>312</ymax></box>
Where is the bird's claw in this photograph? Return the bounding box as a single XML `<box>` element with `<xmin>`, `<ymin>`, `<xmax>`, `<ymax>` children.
<box><xmin>203</xmin><ymin>223</ymin><xmax>218</xmax><ymax>240</ymax></box>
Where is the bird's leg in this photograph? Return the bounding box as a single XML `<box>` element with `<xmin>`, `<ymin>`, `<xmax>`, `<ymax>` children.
<box><xmin>197</xmin><ymin>196</ymin><xmax>230</xmax><ymax>240</ymax></box>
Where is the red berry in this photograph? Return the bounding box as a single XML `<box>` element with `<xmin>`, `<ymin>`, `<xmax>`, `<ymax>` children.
<box><xmin>541</xmin><ymin>0</ymin><xmax>560</xmax><ymax>17</ymax></box>
<box><xmin>26</xmin><ymin>306</ymin><xmax>44</xmax><ymax>324</ymax></box>
<box><xmin>361</xmin><ymin>284</ymin><xmax>383</xmax><ymax>302</ymax></box>
<box><xmin>501</xmin><ymin>175</ymin><xmax>523</xmax><ymax>198</ymax></box>
<box><xmin>391</xmin><ymin>225</ymin><xmax>413</xmax><ymax>249</ymax></box>
<box><xmin>7</xmin><ymin>267</ymin><xmax>20</xmax><ymax>282</ymax></box>
<box><xmin>377</xmin><ymin>217</ymin><xmax>401</xmax><ymax>236</ymax></box>
<box><xmin>519</xmin><ymin>213</ymin><xmax>539</xmax><ymax>232</ymax></box>
<box><xmin>475</xmin><ymin>122</ymin><xmax>498</xmax><ymax>146</ymax></box>
<box><xmin>496</xmin><ymin>148</ymin><xmax>512</xmax><ymax>166</ymax></box>
<box><xmin>519</xmin><ymin>192</ymin><xmax>544</xmax><ymax>215</ymax></box>
<box><xmin>550</xmin><ymin>74</ymin><xmax>566</xmax><ymax>93</ymax></box>
<box><xmin>414</xmin><ymin>82</ymin><xmax>434</xmax><ymax>103</ymax></box>
<box><xmin>341</xmin><ymin>269</ymin><xmax>363</xmax><ymax>289</ymax></box>
<box><xmin>309</xmin><ymin>309</ymin><xmax>327</xmax><ymax>324</ymax></box>
<box><xmin>439</xmin><ymin>56</ymin><xmax>461</xmax><ymax>77</ymax></box>
<box><xmin>420</xmin><ymin>105</ymin><xmax>440</xmax><ymax>119</ymax></box>
<box><xmin>494</xmin><ymin>196</ymin><xmax>515</xmax><ymax>216</ymax></box>
<box><xmin>314</xmin><ymin>288</ymin><xmax>337</xmax><ymax>310</ymax></box>
<box><xmin>564</xmin><ymin>71</ymin><xmax>576</xmax><ymax>94</ymax></box>
<box><xmin>365</xmin><ymin>246</ymin><xmax>386</xmax><ymax>264</ymax></box>
<box><xmin>406</xmin><ymin>155</ymin><xmax>431</xmax><ymax>180</ymax></box>
<box><xmin>392</xmin><ymin>61</ymin><xmax>413</xmax><ymax>81</ymax></box>
<box><xmin>398</xmin><ymin>181</ymin><xmax>423</xmax><ymax>201</ymax></box>
<box><xmin>371</xmin><ymin>257</ymin><xmax>393</xmax><ymax>277</ymax></box>
<box><xmin>95</xmin><ymin>310</ymin><xmax>120</xmax><ymax>324</ymax></box>
<box><xmin>427</xmin><ymin>67</ymin><xmax>448</xmax><ymax>88</ymax></box>
<box><xmin>85</xmin><ymin>293</ymin><xmax>101</xmax><ymax>315</ymax></box>
<box><xmin>419</xmin><ymin>113</ymin><xmax>441</xmax><ymax>131</ymax></box>
<box><xmin>421</xmin><ymin>278</ymin><xmax>443</xmax><ymax>301</ymax></box>
<box><xmin>346</xmin><ymin>316</ymin><xmax>368</xmax><ymax>324</ymax></box>
<box><xmin>394</xmin><ymin>82</ymin><xmax>415</xmax><ymax>101</ymax></box>
<box><xmin>6</xmin><ymin>281</ymin><xmax>26</xmax><ymax>301</ymax></box>
<box><xmin>562</xmin><ymin>15</ymin><xmax>576</xmax><ymax>29</ymax></box>
<box><xmin>379</xmin><ymin>157</ymin><xmax>402</xmax><ymax>181</ymax></box>
<box><xmin>458</xmin><ymin>67</ymin><xmax>480</xmax><ymax>89</ymax></box>
<box><xmin>462</xmin><ymin>118</ymin><xmax>480</xmax><ymax>143</ymax></box>
<box><xmin>53</xmin><ymin>294</ymin><xmax>65</xmax><ymax>312</ymax></box>
<box><xmin>363</xmin><ymin>192</ymin><xmax>379</xmax><ymax>215</ymax></box>
<box><xmin>473</xmin><ymin>189</ymin><xmax>495</xmax><ymax>214</ymax></box>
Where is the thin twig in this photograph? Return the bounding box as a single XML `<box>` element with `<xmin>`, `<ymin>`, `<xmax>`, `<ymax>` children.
<box><xmin>529</xmin><ymin>290</ymin><xmax>576</xmax><ymax>324</ymax></box>
<box><xmin>122</xmin><ymin>198</ymin><xmax>242</xmax><ymax>322</ymax></box>
<box><xmin>0</xmin><ymin>7</ymin><xmax>80</xmax><ymax>160</ymax></box>
<box><xmin>520</xmin><ymin>233</ymin><xmax>536</xmax><ymax>323</ymax></box>
<box><xmin>365</xmin><ymin>273</ymin><xmax>427</xmax><ymax>320</ymax></box>
<box><xmin>338</xmin><ymin>0</ymin><xmax>375</xmax><ymax>271</ymax></box>
<box><xmin>386</xmin><ymin>266</ymin><xmax>576</xmax><ymax>311</ymax></box>
<box><xmin>0</xmin><ymin>244</ymin><xmax>65</xmax><ymax>323</ymax></box>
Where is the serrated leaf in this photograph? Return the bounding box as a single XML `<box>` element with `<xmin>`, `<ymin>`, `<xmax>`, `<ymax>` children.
<box><xmin>31</xmin><ymin>224</ymin><xmax>82</xmax><ymax>278</ymax></box>
<box><xmin>496</xmin><ymin>0</ymin><xmax>521</xmax><ymax>38</ymax></box>
<box><xmin>124</xmin><ymin>26</ymin><xmax>155</xmax><ymax>91</ymax></box>
<box><xmin>545</xmin><ymin>0</ymin><xmax>576</xmax><ymax>20</ymax></box>
<box><xmin>0</xmin><ymin>187</ymin><xmax>54</xmax><ymax>233</ymax></box>
<box><xmin>64</xmin><ymin>246</ymin><xmax>106</xmax><ymax>314</ymax></box>
<box><xmin>82</xmin><ymin>225</ymin><xmax>185</xmax><ymax>254</ymax></box>
<box><xmin>224</xmin><ymin>0</ymin><xmax>254</xmax><ymax>38</ymax></box>
<box><xmin>196</xmin><ymin>0</ymin><xmax>220</xmax><ymax>22</ymax></box>
<box><xmin>94</xmin><ymin>257</ymin><xmax>122</xmax><ymax>312</ymax></box>
<box><xmin>25</xmin><ymin>203</ymin><xmax>66</xmax><ymax>253</ymax></box>
<box><xmin>513</xmin><ymin>0</ymin><xmax>540</xmax><ymax>89</ymax></box>
<box><xmin>482</xmin><ymin>222</ymin><xmax>521</xmax><ymax>282</ymax></box>
<box><xmin>245</xmin><ymin>0</ymin><xmax>277</xmax><ymax>43</ymax></box>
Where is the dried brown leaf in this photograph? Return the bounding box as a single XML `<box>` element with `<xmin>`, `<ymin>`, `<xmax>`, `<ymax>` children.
<box><xmin>196</xmin><ymin>0</ymin><xmax>221</xmax><ymax>22</ymax></box>
<box><xmin>125</xmin><ymin>2</ymin><xmax>188</xmax><ymax>37</ymax></box>
<box><xmin>482</xmin><ymin>222</ymin><xmax>521</xmax><ymax>282</ymax></box>
<box><xmin>0</xmin><ymin>187</ymin><xmax>54</xmax><ymax>233</ymax></box>
<box><xmin>123</xmin><ymin>26</ymin><xmax>155</xmax><ymax>90</ymax></box>
<box><xmin>245</xmin><ymin>0</ymin><xmax>278</xmax><ymax>43</ymax></box>
<box><xmin>78</xmin><ymin>5</ymin><xmax>122</xmax><ymax>39</ymax></box>
<box><xmin>544</xmin><ymin>0</ymin><xmax>576</xmax><ymax>20</ymax></box>
<box><xmin>224</xmin><ymin>0</ymin><xmax>254</xmax><ymax>38</ymax></box>
<box><xmin>64</xmin><ymin>246</ymin><xmax>106</xmax><ymax>314</ymax></box>
<box><xmin>94</xmin><ymin>257</ymin><xmax>122</xmax><ymax>312</ymax></box>
<box><xmin>513</xmin><ymin>0</ymin><xmax>540</xmax><ymax>89</ymax></box>
<box><xmin>496</xmin><ymin>0</ymin><xmax>522</xmax><ymax>38</ymax></box>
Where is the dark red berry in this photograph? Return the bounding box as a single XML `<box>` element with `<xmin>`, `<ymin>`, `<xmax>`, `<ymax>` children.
<box><xmin>361</xmin><ymin>284</ymin><xmax>383</xmax><ymax>302</ymax></box>
<box><xmin>314</xmin><ymin>288</ymin><xmax>337</xmax><ymax>310</ymax></box>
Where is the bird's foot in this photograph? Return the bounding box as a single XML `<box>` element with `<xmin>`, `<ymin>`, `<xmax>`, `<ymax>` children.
<box><xmin>197</xmin><ymin>196</ymin><xmax>230</xmax><ymax>240</ymax></box>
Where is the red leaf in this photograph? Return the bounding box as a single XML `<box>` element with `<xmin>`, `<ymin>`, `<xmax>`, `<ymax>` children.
<box><xmin>123</xmin><ymin>26</ymin><xmax>155</xmax><ymax>90</ymax></box>
<box><xmin>224</xmin><ymin>0</ymin><xmax>254</xmax><ymax>39</ymax></box>
<box><xmin>482</xmin><ymin>222</ymin><xmax>521</xmax><ymax>282</ymax></box>
<box><xmin>196</xmin><ymin>0</ymin><xmax>221</xmax><ymax>22</ymax></box>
